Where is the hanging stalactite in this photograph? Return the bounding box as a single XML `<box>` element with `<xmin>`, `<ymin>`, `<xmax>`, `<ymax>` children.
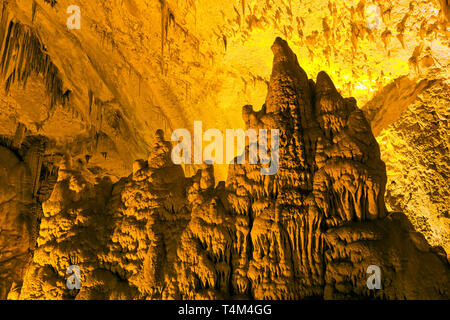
<box><xmin>0</xmin><ymin>6</ymin><xmax>68</xmax><ymax>109</ymax></box>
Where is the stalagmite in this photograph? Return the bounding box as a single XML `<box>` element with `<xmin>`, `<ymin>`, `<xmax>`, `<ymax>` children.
<box><xmin>0</xmin><ymin>26</ymin><xmax>448</xmax><ymax>299</ymax></box>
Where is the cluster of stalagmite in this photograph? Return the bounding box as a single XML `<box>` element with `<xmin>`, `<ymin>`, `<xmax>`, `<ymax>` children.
<box><xmin>3</xmin><ymin>38</ymin><xmax>450</xmax><ymax>300</ymax></box>
<box><xmin>19</xmin><ymin>153</ymin><xmax>116</xmax><ymax>299</ymax></box>
<box><xmin>225</xmin><ymin>38</ymin><xmax>388</xmax><ymax>299</ymax></box>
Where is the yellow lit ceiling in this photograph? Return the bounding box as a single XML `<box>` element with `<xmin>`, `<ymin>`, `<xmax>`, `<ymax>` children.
<box><xmin>0</xmin><ymin>0</ymin><xmax>448</xmax><ymax>182</ymax></box>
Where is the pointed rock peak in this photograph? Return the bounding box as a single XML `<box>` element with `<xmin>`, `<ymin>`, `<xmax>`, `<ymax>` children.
<box><xmin>266</xmin><ymin>37</ymin><xmax>311</xmax><ymax>114</ymax></box>
<box><xmin>271</xmin><ymin>37</ymin><xmax>298</xmax><ymax>64</ymax></box>
<box><xmin>316</xmin><ymin>71</ymin><xmax>339</xmax><ymax>95</ymax></box>
<box><xmin>269</xmin><ymin>37</ymin><xmax>307</xmax><ymax>77</ymax></box>
<box><xmin>155</xmin><ymin>129</ymin><xmax>165</xmax><ymax>142</ymax></box>
<box><xmin>148</xmin><ymin>129</ymin><xmax>172</xmax><ymax>169</ymax></box>
<box><xmin>314</xmin><ymin>70</ymin><xmax>348</xmax><ymax>122</ymax></box>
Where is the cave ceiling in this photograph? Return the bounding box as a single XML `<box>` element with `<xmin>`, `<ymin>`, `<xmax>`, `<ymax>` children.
<box><xmin>0</xmin><ymin>0</ymin><xmax>448</xmax><ymax>181</ymax></box>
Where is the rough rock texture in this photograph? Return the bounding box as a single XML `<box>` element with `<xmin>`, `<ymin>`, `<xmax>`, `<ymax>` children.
<box><xmin>6</xmin><ymin>37</ymin><xmax>449</xmax><ymax>300</ymax></box>
<box><xmin>19</xmin><ymin>153</ymin><xmax>117</xmax><ymax>299</ymax></box>
<box><xmin>0</xmin><ymin>3</ymin><xmax>448</xmax><ymax>269</ymax></box>
<box><xmin>0</xmin><ymin>146</ymin><xmax>34</xmax><ymax>299</ymax></box>
<box><xmin>364</xmin><ymin>76</ymin><xmax>450</xmax><ymax>259</ymax></box>
<box><xmin>223</xmin><ymin>38</ymin><xmax>389</xmax><ymax>300</ymax></box>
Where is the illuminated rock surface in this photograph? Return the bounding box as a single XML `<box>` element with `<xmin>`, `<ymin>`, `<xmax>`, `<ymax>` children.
<box><xmin>0</xmin><ymin>0</ymin><xmax>449</xmax><ymax>299</ymax></box>
<box><xmin>364</xmin><ymin>76</ymin><xmax>450</xmax><ymax>260</ymax></box>
<box><xmin>7</xmin><ymin>37</ymin><xmax>450</xmax><ymax>300</ymax></box>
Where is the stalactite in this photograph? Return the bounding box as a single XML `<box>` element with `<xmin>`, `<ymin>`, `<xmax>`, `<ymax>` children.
<box><xmin>32</xmin><ymin>1</ymin><xmax>37</xmax><ymax>23</ymax></box>
<box><xmin>43</xmin><ymin>0</ymin><xmax>57</xmax><ymax>8</ymax></box>
<box><xmin>88</xmin><ymin>89</ymin><xmax>93</xmax><ymax>116</ymax></box>
<box><xmin>25</xmin><ymin>145</ymin><xmax>44</xmax><ymax>197</ymax></box>
<box><xmin>159</xmin><ymin>0</ymin><xmax>167</xmax><ymax>74</ymax></box>
<box><xmin>0</xmin><ymin>7</ymin><xmax>68</xmax><ymax>109</ymax></box>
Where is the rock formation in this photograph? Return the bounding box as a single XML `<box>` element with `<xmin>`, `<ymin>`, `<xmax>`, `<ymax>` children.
<box><xmin>3</xmin><ymin>37</ymin><xmax>448</xmax><ymax>300</ymax></box>
<box><xmin>0</xmin><ymin>146</ymin><xmax>34</xmax><ymax>299</ymax></box>
<box><xmin>364</xmin><ymin>74</ymin><xmax>450</xmax><ymax>260</ymax></box>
